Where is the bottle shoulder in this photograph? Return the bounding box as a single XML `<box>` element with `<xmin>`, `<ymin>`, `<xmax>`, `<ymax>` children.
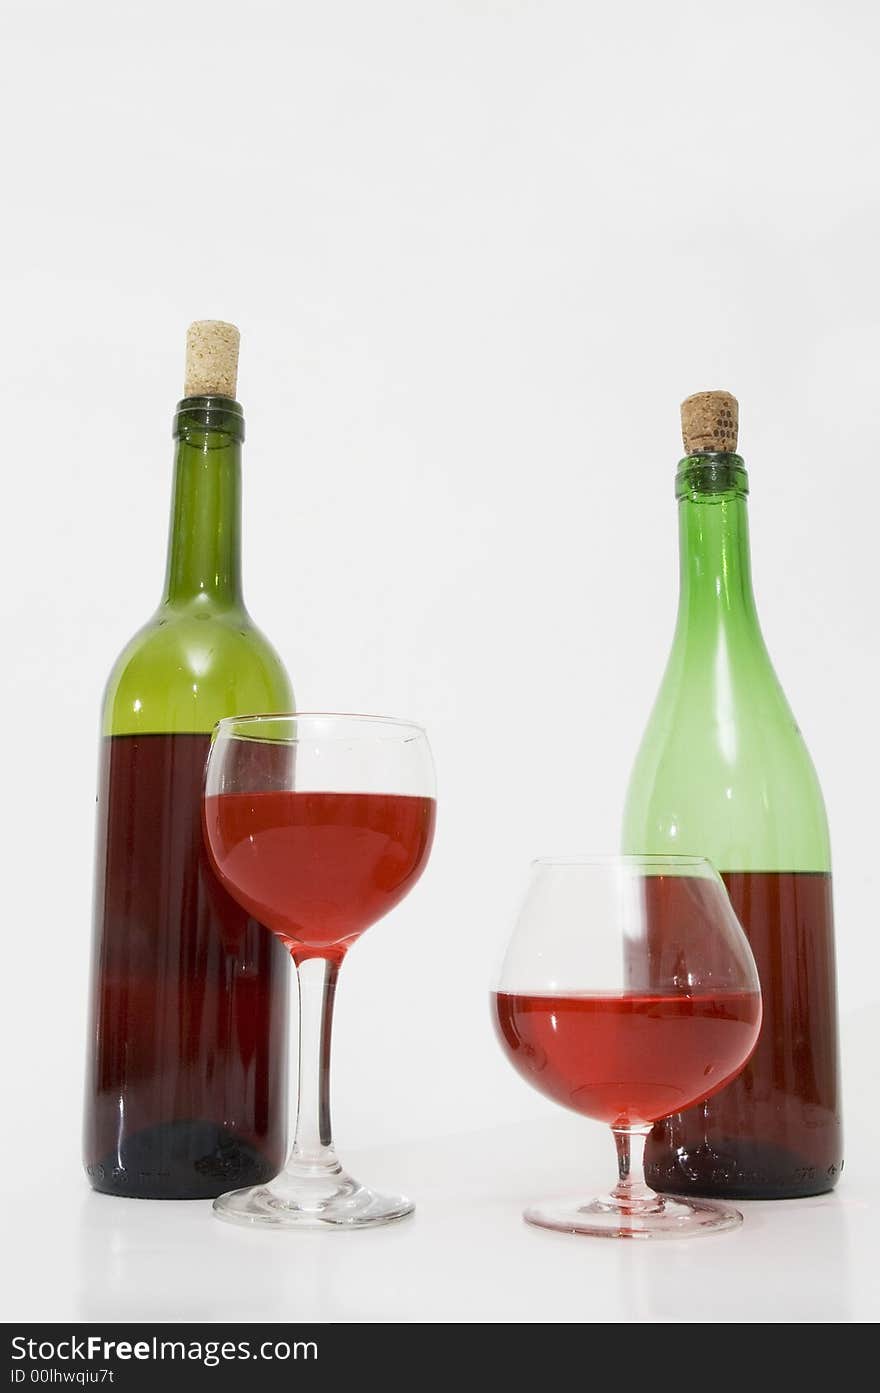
<box><xmin>102</xmin><ymin>604</ymin><xmax>294</xmax><ymax>735</ymax></box>
<box><xmin>642</xmin><ymin>609</ymin><xmax>811</xmax><ymax>742</ymax></box>
<box><xmin>622</xmin><ymin>624</ymin><xmax>831</xmax><ymax>872</ymax></box>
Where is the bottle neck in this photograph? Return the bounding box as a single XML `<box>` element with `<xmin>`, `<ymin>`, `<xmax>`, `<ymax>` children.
<box><xmin>674</xmin><ymin>453</ymin><xmax>760</xmax><ymax>630</ymax></box>
<box><xmin>161</xmin><ymin>397</ymin><xmax>245</xmax><ymax>609</ymax></box>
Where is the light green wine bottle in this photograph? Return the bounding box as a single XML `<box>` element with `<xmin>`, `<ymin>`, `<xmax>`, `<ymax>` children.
<box><xmin>84</xmin><ymin>322</ymin><xmax>294</xmax><ymax>1199</ymax></box>
<box><xmin>622</xmin><ymin>390</ymin><xmax>842</xmax><ymax>1199</ymax></box>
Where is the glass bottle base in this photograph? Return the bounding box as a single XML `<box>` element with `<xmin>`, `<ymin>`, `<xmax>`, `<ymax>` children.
<box><xmin>85</xmin><ymin>1120</ymin><xmax>284</xmax><ymax>1200</ymax></box>
<box><xmin>646</xmin><ymin>1138</ymin><xmax>844</xmax><ymax>1200</ymax></box>
<box><xmin>524</xmin><ymin>1189</ymin><xmax>742</xmax><ymax>1240</ymax></box>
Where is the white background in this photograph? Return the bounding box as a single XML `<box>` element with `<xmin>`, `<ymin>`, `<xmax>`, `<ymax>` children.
<box><xmin>2</xmin><ymin>0</ymin><xmax>879</xmax><ymax>1322</ymax></box>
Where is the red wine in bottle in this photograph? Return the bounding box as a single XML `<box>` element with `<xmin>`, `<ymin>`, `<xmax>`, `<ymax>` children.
<box><xmin>84</xmin><ymin>323</ymin><xmax>294</xmax><ymax>1198</ymax></box>
<box><xmin>86</xmin><ymin>735</ymin><xmax>288</xmax><ymax>1197</ymax></box>
<box><xmin>623</xmin><ymin>391</ymin><xmax>842</xmax><ymax>1198</ymax></box>
<box><xmin>648</xmin><ymin>871</ymin><xmax>839</xmax><ymax>1197</ymax></box>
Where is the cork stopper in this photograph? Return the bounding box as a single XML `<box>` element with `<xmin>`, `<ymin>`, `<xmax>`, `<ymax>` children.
<box><xmin>680</xmin><ymin>390</ymin><xmax>739</xmax><ymax>454</ymax></box>
<box><xmin>184</xmin><ymin>320</ymin><xmax>240</xmax><ymax>398</ymax></box>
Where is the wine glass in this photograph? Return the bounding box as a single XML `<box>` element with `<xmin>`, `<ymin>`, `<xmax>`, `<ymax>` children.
<box><xmin>492</xmin><ymin>855</ymin><xmax>762</xmax><ymax>1239</ymax></box>
<box><xmin>203</xmin><ymin>713</ymin><xmax>436</xmax><ymax>1229</ymax></box>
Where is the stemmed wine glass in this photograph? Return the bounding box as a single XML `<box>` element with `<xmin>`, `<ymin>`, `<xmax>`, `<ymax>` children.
<box><xmin>203</xmin><ymin>713</ymin><xmax>436</xmax><ymax>1229</ymax></box>
<box><xmin>492</xmin><ymin>855</ymin><xmax>761</xmax><ymax>1239</ymax></box>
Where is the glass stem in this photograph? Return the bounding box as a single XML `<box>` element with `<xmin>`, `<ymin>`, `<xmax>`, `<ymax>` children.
<box><xmin>610</xmin><ymin>1125</ymin><xmax>653</xmax><ymax>1206</ymax></box>
<box><xmin>287</xmin><ymin>956</ymin><xmax>341</xmax><ymax>1176</ymax></box>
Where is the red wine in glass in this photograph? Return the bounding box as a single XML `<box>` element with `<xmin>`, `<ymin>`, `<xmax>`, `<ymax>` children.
<box><xmin>494</xmin><ymin>990</ymin><xmax>762</xmax><ymax>1127</ymax></box>
<box><xmin>203</xmin><ymin>790</ymin><xmax>436</xmax><ymax>963</ymax></box>
<box><xmin>492</xmin><ymin>855</ymin><xmax>762</xmax><ymax>1239</ymax></box>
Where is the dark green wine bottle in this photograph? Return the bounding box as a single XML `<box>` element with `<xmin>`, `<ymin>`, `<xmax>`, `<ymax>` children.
<box><xmin>84</xmin><ymin>322</ymin><xmax>294</xmax><ymax>1199</ymax></box>
<box><xmin>623</xmin><ymin>390</ymin><xmax>842</xmax><ymax>1199</ymax></box>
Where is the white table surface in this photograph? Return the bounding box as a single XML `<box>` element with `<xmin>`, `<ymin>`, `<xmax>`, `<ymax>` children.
<box><xmin>7</xmin><ymin>1109</ymin><xmax>877</xmax><ymax>1324</ymax></box>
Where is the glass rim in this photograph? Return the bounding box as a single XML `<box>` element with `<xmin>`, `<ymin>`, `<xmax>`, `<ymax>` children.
<box><xmin>212</xmin><ymin>711</ymin><xmax>428</xmax><ymax>737</ymax></box>
<box><xmin>530</xmin><ymin>853</ymin><xmax>715</xmax><ymax>869</ymax></box>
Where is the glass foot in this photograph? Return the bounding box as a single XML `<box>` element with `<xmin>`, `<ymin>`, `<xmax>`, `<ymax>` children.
<box><xmin>213</xmin><ymin>1166</ymin><xmax>414</xmax><ymax>1230</ymax></box>
<box><xmin>524</xmin><ymin>1189</ymin><xmax>742</xmax><ymax>1240</ymax></box>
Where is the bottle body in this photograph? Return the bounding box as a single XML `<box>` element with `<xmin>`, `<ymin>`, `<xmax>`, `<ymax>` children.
<box><xmin>622</xmin><ymin>454</ymin><xmax>842</xmax><ymax>1198</ymax></box>
<box><xmin>84</xmin><ymin>398</ymin><xmax>294</xmax><ymax>1198</ymax></box>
